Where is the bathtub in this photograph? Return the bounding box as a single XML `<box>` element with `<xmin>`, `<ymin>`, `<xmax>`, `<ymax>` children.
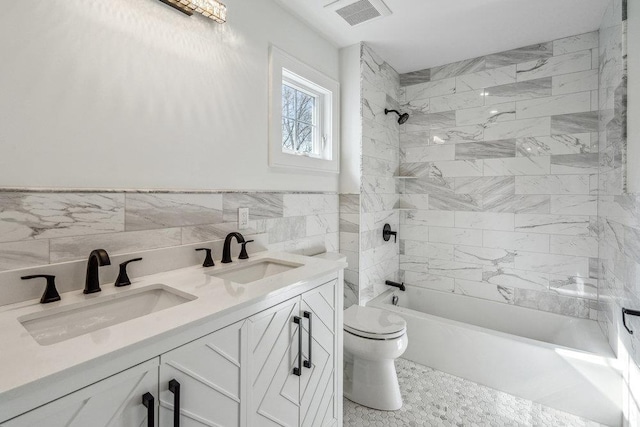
<box><xmin>368</xmin><ymin>286</ymin><xmax>623</xmax><ymax>426</ymax></box>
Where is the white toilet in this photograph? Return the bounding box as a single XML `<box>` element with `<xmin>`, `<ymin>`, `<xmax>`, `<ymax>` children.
<box><xmin>343</xmin><ymin>305</ymin><xmax>408</xmax><ymax>411</ymax></box>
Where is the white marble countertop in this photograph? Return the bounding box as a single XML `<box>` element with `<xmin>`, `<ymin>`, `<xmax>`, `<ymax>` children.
<box><xmin>0</xmin><ymin>251</ymin><xmax>346</xmax><ymax>408</ymax></box>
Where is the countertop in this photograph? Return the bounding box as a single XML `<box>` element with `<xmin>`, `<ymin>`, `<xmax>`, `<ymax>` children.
<box><xmin>0</xmin><ymin>251</ymin><xmax>346</xmax><ymax>413</ymax></box>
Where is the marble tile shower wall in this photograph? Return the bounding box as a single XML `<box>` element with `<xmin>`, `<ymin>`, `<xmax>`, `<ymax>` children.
<box><xmin>359</xmin><ymin>44</ymin><xmax>401</xmax><ymax>304</ymax></box>
<box><xmin>597</xmin><ymin>0</ymin><xmax>640</xmax><ymax>368</ymax></box>
<box><xmin>0</xmin><ymin>192</ymin><xmax>339</xmax><ymax>271</ymax></box>
<box><xmin>398</xmin><ymin>33</ymin><xmax>601</xmax><ymax>319</ymax></box>
<box><xmin>340</xmin><ymin>194</ymin><xmax>359</xmax><ymax>308</ymax></box>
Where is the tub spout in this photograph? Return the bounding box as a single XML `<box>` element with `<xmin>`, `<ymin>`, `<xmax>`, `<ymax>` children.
<box><xmin>386</xmin><ymin>280</ymin><xmax>405</xmax><ymax>291</ymax></box>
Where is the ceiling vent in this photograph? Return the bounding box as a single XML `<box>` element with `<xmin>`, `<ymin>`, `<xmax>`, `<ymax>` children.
<box><xmin>324</xmin><ymin>0</ymin><xmax>392</xmax><ymax>27</ymax></box>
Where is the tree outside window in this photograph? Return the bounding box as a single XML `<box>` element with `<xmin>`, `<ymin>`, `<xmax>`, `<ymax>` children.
<box><xmin>282</xmin><ymin>83</ymin><xmax>318</xmax><ymax>155</ymax></box>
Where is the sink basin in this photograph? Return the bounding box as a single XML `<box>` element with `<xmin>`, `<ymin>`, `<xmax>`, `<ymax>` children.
<box><xmin>210</xmin><ymin>259</ymin><xmax>303</xmax><ymax>284</ymax></box>
<box><xmin>19</xmin><ymin>285</ymin><xmax>196</xmax><ymax>346</ymax></box>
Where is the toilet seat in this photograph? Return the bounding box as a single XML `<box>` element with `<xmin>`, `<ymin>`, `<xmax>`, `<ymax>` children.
<box><xmin>344</xmin><ymin>306</ymin><xmax>406</xmax><ymax>340</ymax></box>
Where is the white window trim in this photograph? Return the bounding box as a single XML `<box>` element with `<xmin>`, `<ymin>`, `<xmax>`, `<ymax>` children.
<box><xmin>269</xmin><ymin>46</ymin><xmax>340</xmax><ymax>174</ymax></box>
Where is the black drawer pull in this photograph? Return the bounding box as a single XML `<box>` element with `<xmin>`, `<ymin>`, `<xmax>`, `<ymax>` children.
<box><xmin>304</xmin><ymin>311</ymin><xmax>312</xmax><ymax>369</ymax></box>
<box><xmin>169</xmin><ymin>379</ymin><xmax>181</xmax><ymax>427</ymax></box>
<box><xmin>293</xmin><ymin>316</ymin><xmax>302</xmax><ymax>376</ymax></box>
<box><xmin>142</xmin><ymin>392</ymin><xmax>155</xmax><ymax>427</ymax></box>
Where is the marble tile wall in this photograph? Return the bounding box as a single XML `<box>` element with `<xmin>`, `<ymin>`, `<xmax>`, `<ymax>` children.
<box><xmin>358</xmin><ymin>44</ymin><xmax>401</xmax><ymax>304</ymax></box>
<box><xmin>596</xmin><ymin>0</ymin><xmax>640</xmax><ymax>421</ymax></box>
<box><xmin>398</xmin><ymin>32</ymin><xmax>601</xmax><ymax>319</ymax></box>
<box><xmin>340</xmin><ymin>194</ymin><xmax>359</xmax><ymax>308</ymax></box>
<box><xmin>0</xmin><ymin>191</ymin><xmax>339</xmax><ymax>270</ymax></box>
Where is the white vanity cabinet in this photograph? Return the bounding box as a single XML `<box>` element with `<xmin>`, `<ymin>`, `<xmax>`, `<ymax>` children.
<box><xmin>1</xmin><ymin>273</ymin><xmax>342</xmax><ymax>427</ymax></box>
<box><xmin>300</xmin><ymin>280</ymin><xmax>339</xmax><ymax>427</ymax></box>
<box><xmin>158</xmin><ymin>320</ymin><xmax>245</xmax><ymax>427</ymax></box>
<box><xmin>1</xmin><ymin>359</ymin><xmax>159</xmax><ymax>427</ymax></box>
<box><xmin>248</xmin><ymin>279</ymin><xmax>340</xmax><ymax>427</ymax></box>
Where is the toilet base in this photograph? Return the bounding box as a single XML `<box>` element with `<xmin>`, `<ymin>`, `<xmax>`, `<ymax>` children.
<box><xmin>344</xmin><ymin>352</ymin><xmax>403</xmax><ymax>411</ymax></box>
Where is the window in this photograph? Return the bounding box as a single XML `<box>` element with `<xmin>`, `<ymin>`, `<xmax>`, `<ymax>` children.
<box><xmin>269</xmin><ymin>46</ymin><xmax>339</xmax><ymax>173</ymax></box>
<box><xmin>282</xmin><ymin>79</ymin><xmax>319</xmax><ymax>156</ymax></box>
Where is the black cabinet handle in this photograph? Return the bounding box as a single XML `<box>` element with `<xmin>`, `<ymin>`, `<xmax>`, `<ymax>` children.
<box><xmin>169</xmin><ymin>379</ymin><xmax>181</xmax><ymax>427</ymax></box>
<box><xmin>303</xmin><ymin>311</ymin><xmax>312</xmax><ymax>369</ymax></box>
<box><xmin>293</xmin><ymin>316</ymin><xmax>302</xmax><ymax>376</ymax></box>
<box><xmin>142</xmin><ymin>392</ymin><xmax>155</xmax><ymax>427</ymax></box>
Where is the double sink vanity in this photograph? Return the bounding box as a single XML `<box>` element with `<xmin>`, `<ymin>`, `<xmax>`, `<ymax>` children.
<box><xmin>0</xmin><ymin>241</ymin><xmax>346</xmax><ymax>427</ymax></box>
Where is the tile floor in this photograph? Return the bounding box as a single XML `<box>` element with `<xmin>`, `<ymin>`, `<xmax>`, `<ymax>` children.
<box><xmin>343</xmin><ymin>358</ymin><xmax>603</xmax><ymax>427</ymax></box>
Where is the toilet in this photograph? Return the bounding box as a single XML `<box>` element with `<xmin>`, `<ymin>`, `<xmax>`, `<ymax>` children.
<box><xmin>343</xmin><ymin>305</ymin><xmax>408</xmax><ymax>411</ymax></box>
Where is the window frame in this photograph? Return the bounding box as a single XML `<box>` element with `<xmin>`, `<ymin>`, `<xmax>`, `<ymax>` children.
<box><xmin>269</xmin><ymin>46</ymin><xmax>340</xmax><ymax>174</ymax></box>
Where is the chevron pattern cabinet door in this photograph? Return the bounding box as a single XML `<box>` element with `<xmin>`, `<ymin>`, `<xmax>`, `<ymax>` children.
<box><xmin>2</xmin><ymin>359</ymin><xmax>159</xmax><ymax>427</ymax></box>
<box><xmin>159</xmin><ymin>320</ymin><xmax>245</xmax><ymax>427</ymax></box>
<box><xmin>300</xmin><ymin>280</ymin><xmax>338</xmax><ymax>427</ymax></box>
<box><xmin>248</xmin><ymin>298</ymin><xmax>301</xmax><ymax>427</ymax></box>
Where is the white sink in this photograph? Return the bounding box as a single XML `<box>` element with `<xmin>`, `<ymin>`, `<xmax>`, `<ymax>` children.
<box><xmin>19</xmin><ymin>285</ymin><xmax>196</xmax><ymax>346</ymax></box>
<box><xmin>210</xmin><ymin>259</ymin><xmax>303</xmax><ymax>284</ymax></box>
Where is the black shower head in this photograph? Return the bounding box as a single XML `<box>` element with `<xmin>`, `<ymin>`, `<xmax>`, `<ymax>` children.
<box><xmin>385</xmin><ymin>108</ymin><xmax>410</xmax><ymax>125</ymax></box>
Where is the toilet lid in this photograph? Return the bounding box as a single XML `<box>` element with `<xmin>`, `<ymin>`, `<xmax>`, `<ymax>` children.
<box><xmin>344</xmin><ymin>306</ymin><xmax>406</xmax><ymax>339</ymax></box>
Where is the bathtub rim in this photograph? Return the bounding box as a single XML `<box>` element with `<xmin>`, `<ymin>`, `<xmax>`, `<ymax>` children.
<box><xmin>368</xmin><ymin>287</ymin><xmax>619</xmax><ymax>364</ymax></box>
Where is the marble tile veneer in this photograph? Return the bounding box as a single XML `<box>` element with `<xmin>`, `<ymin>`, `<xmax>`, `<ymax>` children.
<box><xmin>0</xmin><ymin>191</ymin><xmax>339</xmax><ymax>272</ymax></box>
<box><xmin>398</xmin><ymin>31</ymin><xmax>602</xmax><ymax>319</ymax></box>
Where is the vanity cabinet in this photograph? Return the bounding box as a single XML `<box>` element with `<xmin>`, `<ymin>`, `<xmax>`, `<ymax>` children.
<box><xmin>1</xmin><ymin>275</ymin><xmax>341</xmax><ymax>427</ymax></box>
<box><xmin>248</xmin><ymin>279</ymin><xmax>339</xmax><ymax>427</ymax></box>
<box><xmin>1</xmin><ymin>359</ymin><xmax>159</xmax><ymax>427</ymax></box>
<box><xmin>159</xmin><ymin>320</ymin><xmax>245</xmax><ymax>427</ymax></box>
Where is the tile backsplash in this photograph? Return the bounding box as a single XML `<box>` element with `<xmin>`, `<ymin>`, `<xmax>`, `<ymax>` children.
<box><xmin>397</xmin><ymin>32</ymin><xmax>601</xmax><ymax>319</ymax></box>
<box><xmin>0</xmin><ymin>191</ymin><xmax>339</xmax><ymax>272</ymax></box>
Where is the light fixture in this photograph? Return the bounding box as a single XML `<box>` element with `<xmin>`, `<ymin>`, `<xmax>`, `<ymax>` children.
<box><xmin>159</xmin><ymin>0</ymin><xmax>227</xmax><ymax>23</ymax></box>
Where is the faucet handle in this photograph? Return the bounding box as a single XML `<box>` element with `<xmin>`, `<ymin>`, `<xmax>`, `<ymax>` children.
<box><xmin>21</xmin><ymin>275</ymin><xmax>61</xmax><ymax>304</ymax></box>
<box><xmin>195</xmin><ymin>248</ymin><xmax>215</xmax><ymax>267</ymax></box>
<box><xmin>239</xmin><ymin>240</ymin><xmax>254</xmax><ymax>260</ymax></box>
<box><xmin>383</xmin><ymin>224</ymin><xmax>397</xmax><ymax>243</ymax></box>
<box><xmin>115</xmin><ymin>258</ymin><xmax>143</xmax><ymax>287</ymax></box>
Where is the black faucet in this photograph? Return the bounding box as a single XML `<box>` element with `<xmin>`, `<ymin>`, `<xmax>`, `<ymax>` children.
<box><xmin>21</xmin><ymin>275</ymin><xmax>61</xmax><ymax>304</ymax></box>
<box><xmin>221</xmin><ymin>232</ymin><xmax>245</xmax><ymax>263</ymax></box>
<box><xmin>385</xmin><ymin>280</ymin><xmax>406</xmax><ymax>291</ymax></box>
<box><xmin>84</xmin><ymin>249</ymin><xmax>111</xmax><ymax>294</ymax></box>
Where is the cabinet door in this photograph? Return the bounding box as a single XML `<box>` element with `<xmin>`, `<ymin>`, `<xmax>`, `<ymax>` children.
<box><xmin>300</xmin><ymin>280</ymin><xmax>338</xmax><ymax>427</ymax></box>
<box><xmin>247</xmin><ymin>297</ymin><xmax>301</xmax><ymax>427</ymax></box>
<box><xmin>2</xmin><ymin>359</ymin><xmax>159</xmax><ymax>427</ymax></box>
<box><xmin>159</xmin><ymin>320</ymin><xmax>245</xmax><ymax>427</ymax></box>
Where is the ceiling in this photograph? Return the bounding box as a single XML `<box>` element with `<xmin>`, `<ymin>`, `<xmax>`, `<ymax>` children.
<box><xmin>274</xmin><ymin>0</ymin><xmax>609</xmax><ymax>74</ymax></box>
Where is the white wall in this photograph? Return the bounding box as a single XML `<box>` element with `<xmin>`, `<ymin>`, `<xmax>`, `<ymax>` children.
<box><xmin>339</xmin><ymin>44</ymin><xmax>361</xmax><ymax>194</ymax></box>
<box><xmin>627</xmin><ymin>0</ymin><xmax>640</xmax><ymax>193</ymax></box>
<box><xmin>0</xmin><ymin>0</ymin><xmax>339</xmax><ymax>192</ymax></box>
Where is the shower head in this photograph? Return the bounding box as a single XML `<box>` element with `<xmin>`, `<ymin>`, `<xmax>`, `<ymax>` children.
<box><xmin>385</xmin><ymin>108</ymin><xmax>410</xmax><ymax>125</ymax></box>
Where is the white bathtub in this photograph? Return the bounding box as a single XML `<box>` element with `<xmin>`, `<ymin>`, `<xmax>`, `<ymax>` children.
<box><xmin>368</xmin><ymin>286</ymin><xmax>623</xmax><ymax>426</ymax></box>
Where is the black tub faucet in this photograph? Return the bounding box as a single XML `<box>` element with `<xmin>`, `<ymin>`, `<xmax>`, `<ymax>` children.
<box><xmin>85</xmin><ymin>249</ymin><xmax>111</xmax><ymax>294</ymax></box>
<box><xmin>385</xmin><ymin>280</ymin><xmax>406</xmax><ymax>291</ymax></box>
<box><xmin>222</xmin><ymin>232</ymin><xmax>245</xmax><ymax>264</ymax></box>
